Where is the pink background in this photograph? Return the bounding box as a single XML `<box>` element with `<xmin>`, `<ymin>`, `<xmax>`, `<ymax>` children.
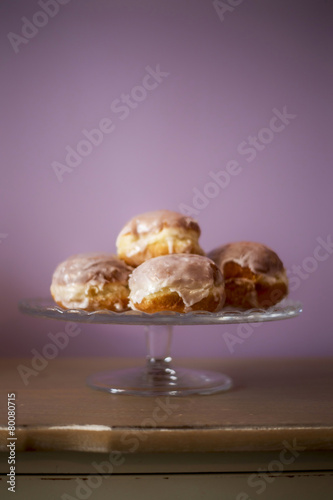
<box><xmin>1</xmin><ymin>0</ymin><xmax>332</xmax><ymax>360</ymax></box>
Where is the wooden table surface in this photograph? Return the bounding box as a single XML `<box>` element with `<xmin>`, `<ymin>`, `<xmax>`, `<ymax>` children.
<box><xmin>0</xmin><ymin>357</ymin><xmax>332</xmax><ymax>454</ymax></box>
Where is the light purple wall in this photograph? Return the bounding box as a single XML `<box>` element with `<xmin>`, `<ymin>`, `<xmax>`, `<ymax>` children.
<box><xmin>1</xmin><ymin>0</ymin><xmax>332</xmax><ymax>360</ymax></box>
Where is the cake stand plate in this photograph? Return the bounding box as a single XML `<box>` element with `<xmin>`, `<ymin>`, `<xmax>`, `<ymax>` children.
<box><xmin>19</xmin><ymin>298</ymin><xmax>302</xmax><ymax>396</ymax></box>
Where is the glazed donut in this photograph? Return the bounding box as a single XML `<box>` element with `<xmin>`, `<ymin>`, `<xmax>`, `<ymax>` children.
<box><xmin>50</xmin><ymin>253</ymin><xmax>133</xmax><ymax>311</ymax></box>
<box><xmin>128</xmin><ymin>254</ymin><xmax>225</xmax><ymax>313</ymax></box>
<box><xmin>116</xmin><ymin>210</ymin><xmax>204</xmax><ymax>267</ymax></box>
<box><xmin>208</xmin><ymin>242</ymin><xmax>288</xmax><ymax>309</ymax></box>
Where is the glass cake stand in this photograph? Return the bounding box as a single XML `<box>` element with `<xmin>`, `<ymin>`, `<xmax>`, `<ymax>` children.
<box><xmin>19</xmin><ymin>298</ymin><xmax>302</xmax><ymax>396</ymax></box>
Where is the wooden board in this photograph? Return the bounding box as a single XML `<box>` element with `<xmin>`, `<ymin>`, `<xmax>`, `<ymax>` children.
<box><xmin>0</xmin><ymin>358</ymin><xmax>332</xmax><ymax>453</ymax></box>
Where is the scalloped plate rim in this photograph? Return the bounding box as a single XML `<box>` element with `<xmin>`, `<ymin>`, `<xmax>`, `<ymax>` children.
<box><xmin>18</xmin><ymin>297</ymin><xmax>303</xmax><ymax>325</ymax></box>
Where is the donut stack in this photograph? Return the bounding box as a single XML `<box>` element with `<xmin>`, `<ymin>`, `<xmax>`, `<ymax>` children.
<box><xmin>50</xmin><ymin>210</ymin><xmax>288</xmax><ymax>313</ymax></box>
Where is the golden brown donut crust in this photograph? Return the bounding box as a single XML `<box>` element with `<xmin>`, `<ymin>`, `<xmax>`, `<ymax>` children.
<box><xmin>131</xmin><ymin>289</ymin><xmax>223</xmax><ymax>314</ymax></box>
<box><xmin>51</xmin><ymin>283</ymin><xmax>131</xmax><ymax>312</ymax></box>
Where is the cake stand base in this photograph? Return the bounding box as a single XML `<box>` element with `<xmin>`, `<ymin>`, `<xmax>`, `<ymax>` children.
<box><xmin>86</xmin><ymin>363</ymin><xmax>232</xmax><ymax>396</ymax></box>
